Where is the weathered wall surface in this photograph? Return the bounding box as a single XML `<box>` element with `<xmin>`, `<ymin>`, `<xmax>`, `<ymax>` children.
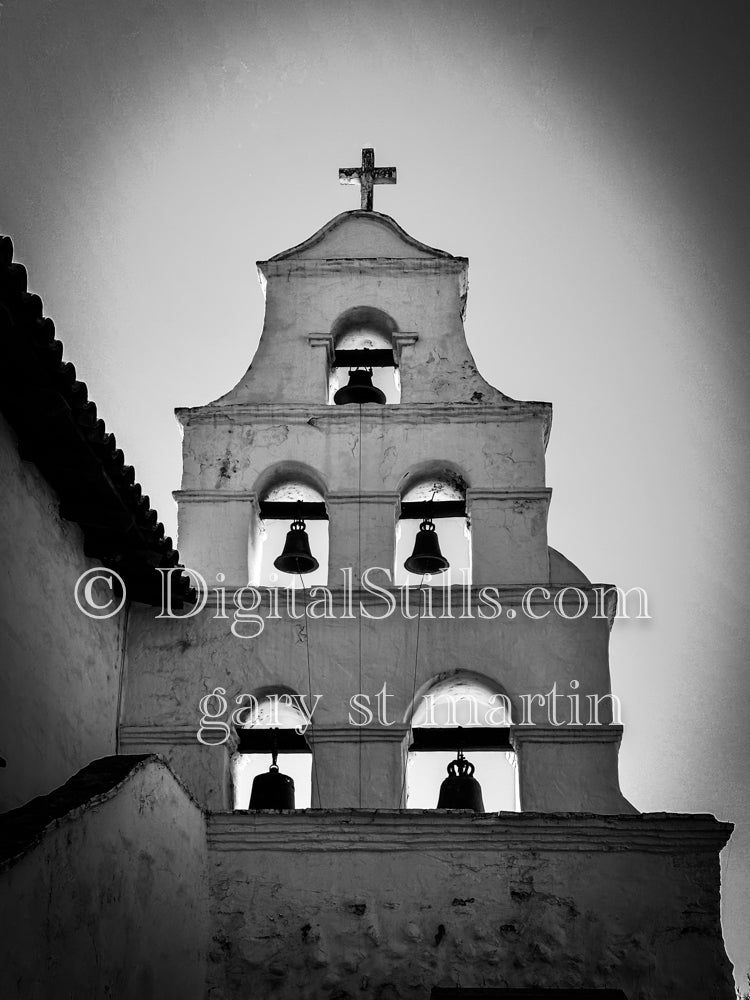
<box><xmin>0</xmin><ymin>756</ymin><xmax>208</xmax><ymax>1000</ymax></box>
<box><xmin>130</xmin><ymin>210</ymin><xmax>635</xmax><ymax>816</ymax></box>
<box><xmin>178</xmin><ymin>407</ymin><xmax>548</xmax><ymax>496</ymax></box>
<box><xmin>240</xmin><ymin>263</ymin><xmax>487</xmax><ymax>407</ymax></box>
<box><xmin>175</xmin><ymin>211</ymin><xmax>554</xmax><ymax>591</ymax></box>
<box><xmin>207</xmin><ymin>212</ymin><xmax>505</xmax><ymax>409</ymax></box>
<box><xmin>0</xmin><ymin>415</ymin><xmax>125</xmax><ymax>810</ymax></box>
<box><xmin>121</xmin><ymin>588</ymin><xmax>632</xmax><ymax>813</ymax></box>
<box><xmin>206</xmin><ymin>811</ymin><xmax>735</xmax><ymax>1000</ymax></box>
<box><xmin>123</xmin><ymin>592</ymin><xmax>618</xmax><ymax>733</ymax></box>
<box><xmin>175</xmin><ymin>406</ymin><xmax>551</xmax><ymax>589</ymax></box>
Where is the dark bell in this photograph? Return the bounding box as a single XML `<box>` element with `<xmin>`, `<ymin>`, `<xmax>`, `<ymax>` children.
<box><xmin>334</xmin><ymin>368</ymin><xmax>386</xmax><ymax>406</ymax></box>
<box><xmin>437</xmin><ymin>751</ymin><xmax>484</xmax><ymax>812</ymax></box>
<box><xmin>248</xmin><ymin>755</ymin><xmax>295</xmax><ymax>810</ymax></box>
<box><xmin>274</xmin><ymin>518</ymin><xmax>319</xmax><ymax>576</ymax></box>
<box><xmin>404</xmin><ymin>518</ymin><xmax>449</xmax><ymax>576</ymax></box>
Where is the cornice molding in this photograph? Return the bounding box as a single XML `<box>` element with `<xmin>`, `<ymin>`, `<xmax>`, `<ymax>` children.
<box><xmin>173</xmin><ymin>489</ymin><xmax>258</xmax><ymax>505</ymax></box>
<box><xmin>174</xmin><ymin>488</ymin><xmax>555</xmax><ymax>514</ymax></box>
<box><xmin>175</xmin><ymin>401</ymin><xmax>552</xmax><ymax>427</ymax></box>
<box><xmin>207</xmin><ymin>810</ymin><xmax>733</xmax><ymax>854</ymax></box>
<box><xmin>260</xmin><ymin>258</ymin><xmax>468</xmax><ymax>279</ymax></box>
<box><xmin>466</xmin><ymin>488</ymin><xmax>552</xmax><ymax>504</ymax></box>
<box><xmin>511</xmin><ymin>725</ymin><xmax>624</xmax><ymax>746</ymax></box>
<box><xmin>119</xmin><ymin>726</ymin><xmax>200</xmax><ymax>747</ymax></box>
<box><xmin>120</xmin><ymin>724</ymin><xmax>626</xmax><ymax>750</ymax></box>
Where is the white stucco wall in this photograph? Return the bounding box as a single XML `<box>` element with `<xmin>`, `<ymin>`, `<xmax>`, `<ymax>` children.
<box><xmin>129</xmin><ymin>211</ymin><xmax>632</xmax><ymax>815</ymax></box>
<box><xmin>175</xmin><ymin>406</ymin><xmax>551</xmax><ymax>588</ymax></box>
<box><xmin>206</xmin><ymin>810</ymin><xmax>734</xmax><ymax>1000</ymax></box>
<box><xmin>207</xmin><ymin>212</ymin><xmax>500</xmax><ymax>409</ymax></box>
<box><xmin>121</xmin><ymin>588</ymin><xmax>632</xmax><ymax>813</ymax></box>
<box><xmin>0</xmin><ymin>756</ymin><xmax>208</xmax><ymax>999</ymax></box>
<box><xmin>0</xmin><ymin>415</ymin><xmax>125</xmax><ymax>810</ymax></box>
<box><xmin>175</xmin><ymin>212</ymin><xmax>553</xmax><ymax>591</ymax></box>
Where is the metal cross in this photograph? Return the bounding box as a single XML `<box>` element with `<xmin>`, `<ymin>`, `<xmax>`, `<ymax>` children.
<box><xmin>339</xmin><ymin>148</ymin><xmax>396</xmax><ymax>211</ymax></box>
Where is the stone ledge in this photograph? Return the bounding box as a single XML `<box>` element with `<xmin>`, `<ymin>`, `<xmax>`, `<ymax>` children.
<box><xmin>120</xmin><ymin>725</ymin><xmax>625</xmax><ymax>747</ymax></box>
<box><xmin>207</xmin><ymin>810</ymin><xmax>732</xmax><ymax>854</ymax></box>
<box><xmin>511</xmin><ymin>726</ymin><xmax>624</xmax><ymax>745</ymax></box>
<box><xmin>259</xmin><ymin>257</ymin><xmax>469</xmax><ymax>278</ymax></box>
<box><xmin>120</xmin><ymin>726</ymin><xmax>199</xmax><ymax>747</ymax></box>
<box><xmin>432</xmin><ymin>991</ymin><xmax>628</xmax><ymax>999</ymax></box>
<box><xmin>466</xmin><ymin>488</ymin><xmax>552</xmax><ymax>503</ymax></box>
<box><xmin>175</xmin><ymin>401</ymin><xmax>552</xmax><ymax>425</ymax></box>
<box><xmin>173</xmin><ymin>489</ymin><xmax>257</xmax><ymax>504</ymax></box>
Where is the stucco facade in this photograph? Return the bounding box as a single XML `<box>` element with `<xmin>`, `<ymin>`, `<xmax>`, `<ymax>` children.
<box><xmin>0</xmin><ymin>413</ymin><xmax>125</xmax><ymax>811</ymax></box>
<box><xmin>122</xmin><ymin>208</ymin><xmax>734</xmax><ymax>995</ymax></box>
<box><xmin>207</xmin><ymin>811</ymin><xmax>733</xmax><ymax>999</ymax></box>
<box><xmin>125</xmin><ymin>209</ymin><xmax>633</xmax><ymax>817</ymax></box>
<box><xmin>0</xmin><ymin>756</ymin><xmax>208</xmax><ymax>999</ymax></box>
<box><xmin>0</xmin><ymin>211</ymin><xmax>735</xmax><ymax>997</ymax></box>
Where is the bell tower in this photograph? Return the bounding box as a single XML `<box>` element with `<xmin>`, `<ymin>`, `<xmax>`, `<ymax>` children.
<box><xmin>169</xmin><ymin>148</ymin><xmax>630</xmax><ymax>815</ymax></box>
<box><xmin>118</xmin><ymin>150</ymin><xmax>735</xmax><ymax>997</ymax></box>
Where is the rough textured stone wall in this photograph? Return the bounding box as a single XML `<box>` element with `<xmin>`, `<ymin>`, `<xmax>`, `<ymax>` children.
<box><xmin>0</xmin><ymin>756</ymin><xmax>208</xmax><ymax>999</ymax></box>
<box><xmin>206</xmin><ymin>811</ymin><xmax>734</xmax><ymax>1000</ymax></box>
<box><xmin>0</xmin><ymin>415</ymin><xmax>125</xmax><ymax>810</ymax></box>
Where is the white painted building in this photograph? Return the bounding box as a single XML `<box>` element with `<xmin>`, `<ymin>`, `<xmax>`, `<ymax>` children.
<box><xmin>0</xmin><ymin>157</ymin><xmax>735</xmax><ymax>996</ymax></box>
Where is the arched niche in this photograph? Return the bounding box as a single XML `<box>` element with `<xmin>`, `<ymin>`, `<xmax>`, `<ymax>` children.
<box><xmin>328</xmin><ymin>305</ymin><xmax>401</xmax><ymax>404</ymax></box>
<box><xmin>231</xmin><ymin>688</ymin><xmax>314</xmax><ymax>810</ymax></box>
<box><xmin>250</xmin><ymin>463</ymin><xmax>329</xmax><ymax>587</ymax></box>
<box><xmin>394</xmin><ymin>463</ymin><xmax>471</xmax><ymax>587</ymax></box>
<box><xmin>403</xmin><ymin>671</ymin><xmax>518</xmax><ymax>812</ymax></box>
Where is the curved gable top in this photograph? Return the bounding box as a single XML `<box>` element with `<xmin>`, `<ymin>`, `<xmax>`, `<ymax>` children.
<box><xmin>268</xmin><ymin>210</ymin><xmax>458</xmax><ymax>261</ymax></box>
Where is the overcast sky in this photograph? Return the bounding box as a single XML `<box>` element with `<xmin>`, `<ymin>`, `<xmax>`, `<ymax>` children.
<box><xmin>1</xmin><ymin>0</ymin><xmax>748</xmax><ymax>981</ymax></box>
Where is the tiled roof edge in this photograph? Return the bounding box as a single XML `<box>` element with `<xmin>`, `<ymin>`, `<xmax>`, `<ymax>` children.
<box><xmin>0</xmin><ymin>235</ymin><xmax>193</xmax><ymax>606</ymax></box>
<box><xmin>0</xmin><ymin>754</ymin><xmax>203</xmax><ymax>870</ymax></box>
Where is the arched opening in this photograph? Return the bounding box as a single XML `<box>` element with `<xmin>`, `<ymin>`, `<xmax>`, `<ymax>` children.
<box><xmin>252</xmin><ymin>473</ymin><xmax>329</xmax><ymax>588</ymax></box>
<box><xmin>328</xmin><ymin>306</ymin><xmax>401</xmax><ymax>404</ymax></box>
<box><xmin>395</xmin><ymin>467</ymin><xmax>471</xmax><ymax>587</ymax></box>
<box><xmin>404</xmin><ymin>673</ymin><xmax>518</xmax><ymax>812</ymax></box>
<box><xmin>232</xmin><ymin>690</ymin><xmax>314</xmax><ymax>809</ymax></box>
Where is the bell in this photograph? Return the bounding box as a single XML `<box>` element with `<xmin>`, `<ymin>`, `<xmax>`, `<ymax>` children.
<box><xmin>437</xmin><ymin>750</ymin><xmax>485</xmax><ymax>812</ymax></box>
<box><xmin>248</xmin><ymin>753</ymin><xmax>296</xmax><ymax>810</ymax></box>
<box><xmin>404</xmin><ymin>518</ymin><xmax>449</xmax><ymax>575</ymax></box>
<box><xmin>273</xmin><ymin>516</ymin><xmax>319</xmax><ymax>575</ymax></box>
<box><xmin>333</xmin><ymin>367</ymin><xmax>386</xmax><ymax>405</ymax></box>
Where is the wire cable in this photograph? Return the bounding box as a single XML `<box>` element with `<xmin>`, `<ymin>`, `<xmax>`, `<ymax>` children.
<box><xmin>400</xmin><ymin>571</ymin><xmax>426</xmax><ymax>808</ymax></box>
<box><xmin>298</xmin><ymin>571</ymin><xmax>322</xmax><ymax>809</ymax></box>
<box><xmin>357</xmin><ymin>402</ymin><xmax>363</xmax><ymax>807</ymax></box>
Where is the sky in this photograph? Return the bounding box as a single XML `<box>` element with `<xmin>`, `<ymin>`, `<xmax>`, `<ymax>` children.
<box><xmin>1</xmin><ymin>0</ymin><xmax>748</xmax><ymax>982</ymax></box>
